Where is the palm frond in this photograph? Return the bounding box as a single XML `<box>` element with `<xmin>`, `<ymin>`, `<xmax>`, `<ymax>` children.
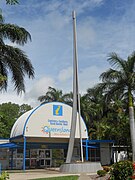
<box><xmin>127</xmin><ymin>51</ymin><xmax>135</xmax><ymax>72</ymax></box>
<box><xmin>103</xmin><ymin>80</ymin><xmax>125</xmax><ymax>103</ymax></box>
<box><xmin>38</xmin><ymin>95</ymin><xmax>49</xmax><ymax>103</ymax></box>
<box><xmin>93</xmin><ymin>82</ymin><xmax>110</xmax><ymax>94</ymax></box>
<box><xmin>5</xmin><ymin>0</ymin><xmax>19</xmax><ymax>5</ymax></box>
<box><xmin>100</xmin><ymin>68</ymin><xmax>122</xmax><ymax>82</ymax></box>
<box><xmin>62</xmin><ymin>92</ymin><xmax>73</xmax><ymax>106</ymax></box>
<box><xmin>0</xmin><ymin>10</ymin><xmax>4</xmax><ymax>23</ymax></box>
<box><xmin>0</xmin><ymin>45</ymin><xmax>34</xmax><ymax>93</ymax></box>
<box><xmin>0</xmin><ymin>60</ymin><xmax>8</xmax><ymax>91</ymax></box>
<box><xmin>11</xmin><ymin>47</ymin><xmax>34</xmax><ymax>78</ymax></box>
<box><xmin>108</xmin><ymin>52</ymin><xmax>126</xmax><ymax>71</ymax></box>
<box><xmin>0</xmin><ymin>24</ymin><xmax>31</xmax><ymax>45</ymax></box>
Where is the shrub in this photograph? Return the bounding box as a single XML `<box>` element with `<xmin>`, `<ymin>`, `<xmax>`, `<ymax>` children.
<box><xmin>97</xmin><ymin>170</ymin><xmax>107</xmax><ymax>177</ymax></box>
<box><xmin>103</xmin><ymin>166</ymin><xmax>111</xmax><ymax>172</ymax></box>
<box><xmin>109</xmin><ymin>161</ymin><xmax>134</xmax><ymax>180</ymax></box>
<box><xmin>0</xmin><ymin>171</ymin><xmax>9</xmax><ymax>180</ymax></box>
<box><xmin>133</xmin><ymin>163</ymin><xmax>135</xmax><ymax>170</ymax></box>
<box><xmin>130</xmin><ymin>175</ymin><xmax>135</xmax><ymax>179</ymax></box>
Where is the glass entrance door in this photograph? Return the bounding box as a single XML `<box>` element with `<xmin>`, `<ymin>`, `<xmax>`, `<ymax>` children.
<box><xmin>45</xmin><ymin>149</ymin><xmax>52</xmax><ymax>167</ymax></box>
<box><xmin>37</xmin><ymin>149</ymin><xmax>52</xmax><ymax>168</ymax></box>
<box><xmin>39</xmin><ymin>149</ymin><xmax>45</xmax><ymax>167</ymax></box>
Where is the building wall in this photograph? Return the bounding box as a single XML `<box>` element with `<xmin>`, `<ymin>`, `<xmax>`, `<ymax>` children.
<box><xmin>0</xmin><ymin>139</ymin><xmax>9</xmax><ymax>144</ymax></box>
<box><xmin>0</xmin><ymin>139</ymin><xmax>9</xmax><ymax>169</ymax></box>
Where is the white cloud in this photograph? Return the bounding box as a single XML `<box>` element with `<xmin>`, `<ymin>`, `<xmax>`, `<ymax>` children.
<box><xmin>79</xmin><ymin>65</ymin><xmax>105</xmax><ymax>93</ymax></box>
<box><xmin>0</xmin><ymin>76</ymin><xmax>55</xmax><ymax>108</ymax></box>
<box><xmin>24</xmin><ymin>76</ymin><xmax>55</xmax><ymax>107</ymax></box>
<box><xmin>2</xmin><ymin>0</ymin><xmax>104</xmax><ymax>18</ymax></box>
<box><xmin>58</xmin><ymin>66</ymin><xmax>72</xmax><ymax>82</ymax></box>
<box><xmin>78</xmin><ymin>21</ymin><xmax>96</xmax><ymax>48</ymax></box>
<box><xmin>59</xmin><ymin>0</ymin><xmax>104</xmax><ymax>15</ymax></box>
<box><xmin>0</xmin><ymin>65</ymin><xmax>104</xmax><ymax>107</ymax></box>
<box><xmin>0</xmin><ymin>91</ymin><xmax>25</xmax><ymax>105</ymax></box>
<box><xmin>56</xmin><ymin>65</ymin><xmax>105</xmax><ymax>95</ymax></box>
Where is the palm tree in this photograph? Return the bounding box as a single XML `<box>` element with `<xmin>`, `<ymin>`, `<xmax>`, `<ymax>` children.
<box><xmin>95</xmin><ymin>52</ymin><xmax>135</xmax><ymax>161</ymax></box>
<box><xmin>62</xmin><ymin>92</ymin><xmax>73</xmax><ymax>106</ymax></box>
<box><xmin>38</xmin><ymin>87</ymin><xmax>65</xmax><ymax>104</ymax></box>
<box><xmin>82</xmin><ymin>88</ymin><xmax>106</xmax><ymax>134</ymax></box>
<box><xmin>85</xmin><ymin>88</ymin><xmax>105</xmax><ymax>119</ymax></box>
<box><xmin>5</xmin><ymin>0</ymin><xmax>19</xmax><ymax>5</ymax></box>
<box><xmin>0</xmin><ymin>14</ymin><xmax>34</xmax><ymax>93</ymax></box>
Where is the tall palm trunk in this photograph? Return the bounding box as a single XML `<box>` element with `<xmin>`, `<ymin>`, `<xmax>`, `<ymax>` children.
<box><xmin>129</xmin><ymin>90</ymin><xmax>135</xmax><ymax>161</ymax></box>
<box><xmin>129</xmin><ymin>106</ymin><xmax>135</xmax><ymax>161</ymax></box>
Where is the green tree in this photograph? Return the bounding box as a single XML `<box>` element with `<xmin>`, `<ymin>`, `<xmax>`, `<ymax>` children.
<box><xmin>94</xmin><ymin>101</ymin><xmax>130</xmax><ymax>145</ymax></box>
<box><xmin>37</xmin><ymin>86</ymin><xmax>131</xmax><ymax>146</ymax></box>
<box><xmin>19</xmin><ymin>104</ymin><xmax>32</xmax><ymax>116</ymax></box>
<box><xmin>95</xmin><ymin>52</ymin><xmax>135</xmax><ymax>161</ymax></box>
<box><xmin>0</xmin><ymin>14</ymin><xmax>34</xmax><ymax>93</ymax></box>
<box><xmin>5</xmin><ymin>0</ymin><xmax>19</xmax><ymax>4</ymax></box>
<box><xmin>0</xmin><ymin>119</ymin><xmax>7</xmax><ymax>137</ymax></box>
<box><xmin>38</xmin><ymin>86</ymin><xmax>73</xmax><ymax>104</ymax></box>
<box><xmin>0</xmin><ymin>74</ymin><xmax>6</xmax><ymax>86</ymax></box>
<box><xmin>81</xmin><ymin>88</ymin><xmax>107</xmax><ymax>138</ymax></box>
<box><xmin>0</xmin><ymin>102</ymin><xmax>32</xmax><ymax>137</ymax></box>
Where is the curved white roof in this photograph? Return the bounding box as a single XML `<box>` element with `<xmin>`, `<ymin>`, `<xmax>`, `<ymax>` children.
<box><xmin>10</xmin><ymin>102</ymin><xmax>88</xmax><ymax>139</ymax></box>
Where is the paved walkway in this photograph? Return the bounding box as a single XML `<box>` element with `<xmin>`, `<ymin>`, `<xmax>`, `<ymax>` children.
<box><xmin>78</xmin><ymin>173</ymin><xmax>92</xmax><ymax>180</ymax></box>
<box><xmin>8</xmin><ymin>169</ymin><xmax>94</xmax><ymax>180</ymax></box>
<box><xmin>8</xmin><ymin>169</ymin><xmax>79</xmax><ymax>180</ymax></box>
<box><xmin>9</xmin><ymin>172</ymin><xmax>74</xmax><ymax>180</ymax></box>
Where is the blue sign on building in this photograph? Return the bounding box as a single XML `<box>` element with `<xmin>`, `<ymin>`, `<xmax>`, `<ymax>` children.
<box><xmin>53</xmin><ymin>105</ymin><xmax>63</xmax><ymax>116</ymax></box>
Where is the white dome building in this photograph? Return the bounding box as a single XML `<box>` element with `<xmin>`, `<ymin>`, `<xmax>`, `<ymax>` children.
<box><xmin>10</xmin><ymin>102</ymin><xmax>88</xmax><ymax>170</ymax></box>
<box><xmin>0</xmin><ymin>102</ymin><xmax>115</xmax><ymax>171</ymax></box>
<box><xmin>11</xmin><ymin>102</ymin><xmax>88</xmax><ymax>140</ymax></box>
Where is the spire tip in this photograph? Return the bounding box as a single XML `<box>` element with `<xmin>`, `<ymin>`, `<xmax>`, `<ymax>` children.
<box><xmin>72</xmin><ymin>10</ymin><xmax>76</xmax><ymax>19</ymax></box>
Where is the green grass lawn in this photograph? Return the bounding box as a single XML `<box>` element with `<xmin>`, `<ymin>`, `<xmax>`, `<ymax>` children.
<box><xmin>32</xmin><ymin>175</ymin><xmax>79</xmax><ymax>180</ymax></box>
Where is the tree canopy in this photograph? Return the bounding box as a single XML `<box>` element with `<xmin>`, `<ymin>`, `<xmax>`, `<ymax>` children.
<box><xmin>4</xmin><ymin>0</ymin><xmax>19</xmax><ymax>5</ymax></box>
<box><xmin>0</xmin><ymin>14</ymin><xmax>35</xmax><ymax>93</ymax></box>
<box><xmin>0</xmin><ymin>102</ymin><xmax>32</xmax><ymax>138</ymax></box>
<box><xmin>0</xmin><ymin>1</ymin><xmax>34</xmax><ymax>93</ymax></box>
<box><xmin>37</xmin><ymin>84</ymin><xmax>131</xmax><ymax>148</ymax></box>
<box><xmin>93</xmin><ymin>52</ymin><xmax>135</xmax><ymax>160</ymax></box>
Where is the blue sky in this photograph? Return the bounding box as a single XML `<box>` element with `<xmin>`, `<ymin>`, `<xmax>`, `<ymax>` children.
<box><xmin>1</xmin><ymin>0</ymin><xmax>135</xmax><ymax>107</ymax></box>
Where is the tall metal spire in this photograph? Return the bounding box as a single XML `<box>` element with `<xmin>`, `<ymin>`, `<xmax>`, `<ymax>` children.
<box><xmin>66</xmin><ymin>10</ymin><xmax>83</xmax><ymax>163</ymax></box>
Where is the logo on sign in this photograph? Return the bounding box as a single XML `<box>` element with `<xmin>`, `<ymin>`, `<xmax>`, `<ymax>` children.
<box><xmin>42</xmin><ymin>126</ymin><xmax>49</xmax><ymax>134</ymax></box>
<box><xmin>53</xmin><ymin>105</ymin><xmax>63</xmax><ymax>116</ymax></box>
<box><xmin>42</xmin><ymin>125</ymin><xmax>70</xmax><ymax>134</ymax></box>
